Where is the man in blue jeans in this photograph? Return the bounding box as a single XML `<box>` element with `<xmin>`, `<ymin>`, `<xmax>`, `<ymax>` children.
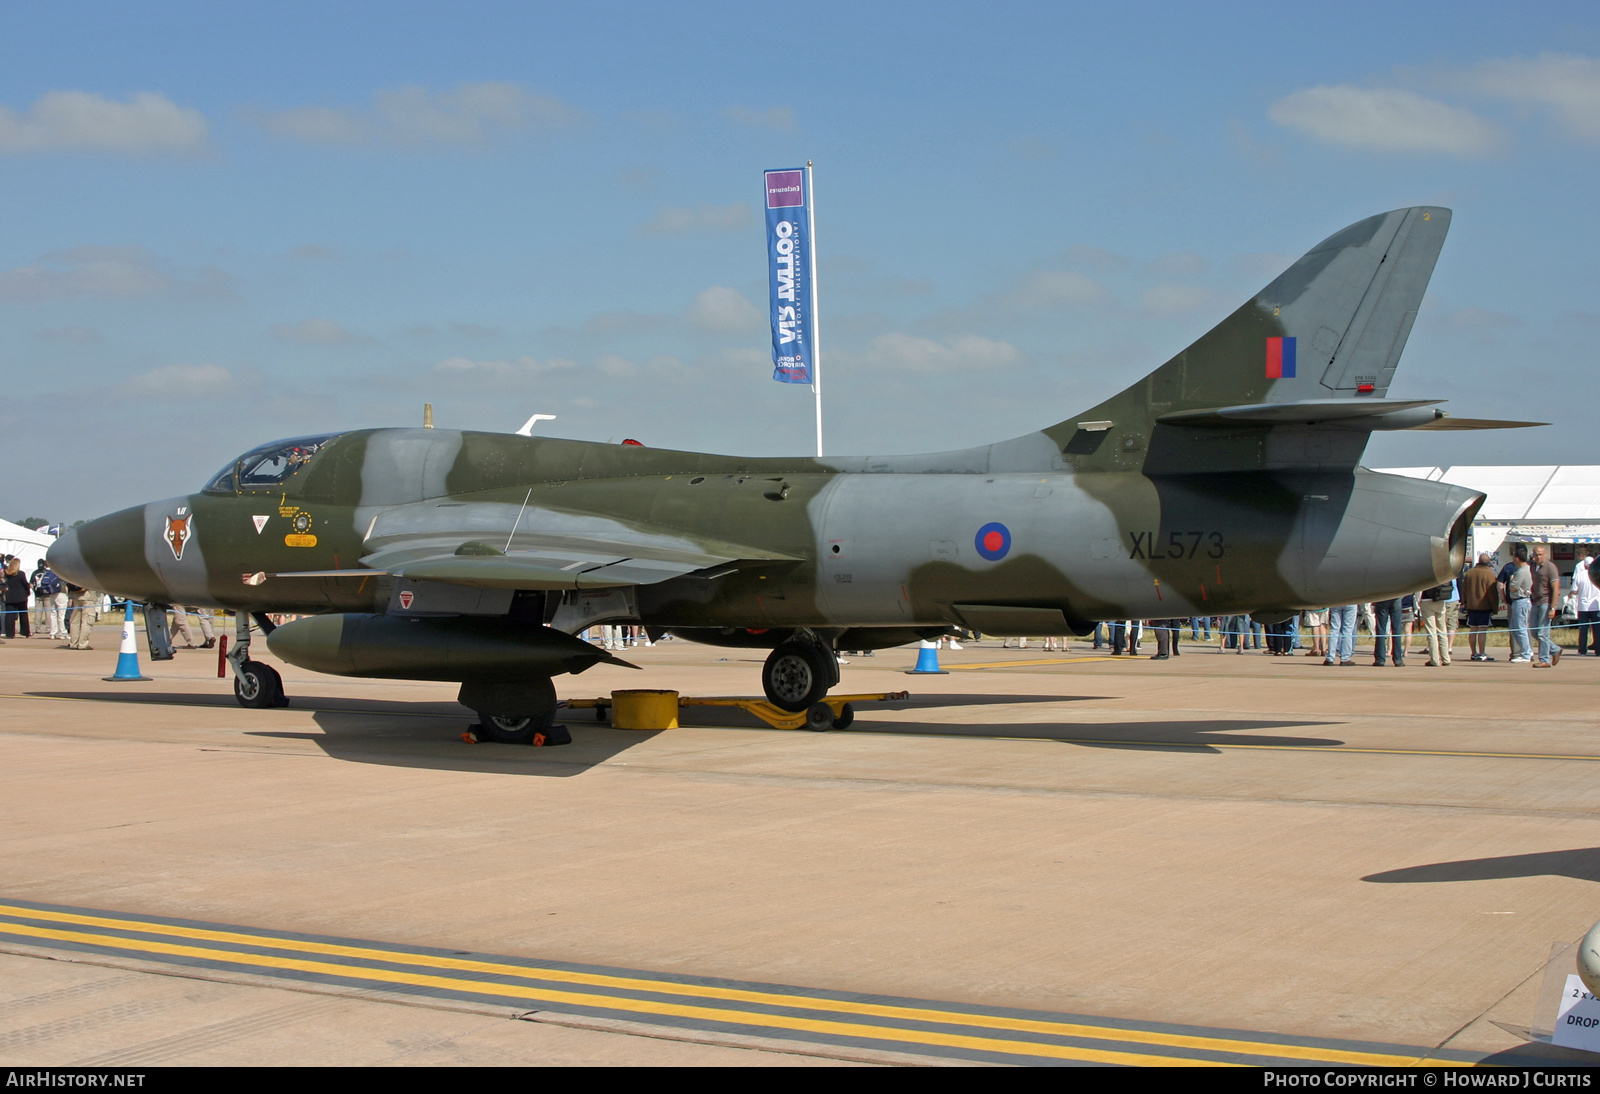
<box><xmin>1506</xmin><ymin>548</ymin><xmax>1533</xmax><ymax>662</ymax></box>
<box><xmin>1325</xmin><ymin>604</ymin><xmax>1357</xmax><ymax>665</ymax></box>
<box><xmin>1218</xmin><ymin>615</ymin><xmax>1246</xmax><ymax>652</ymax></box>
<box><xmin>1372</xmin><ymin>598</ymin><xmax>1405</xmax><ymax>666</ymax></box>
<box><xmin>1529</xmin><ymin>543</ymin><xmax>1562</xmax><ymax>667</ymax></box>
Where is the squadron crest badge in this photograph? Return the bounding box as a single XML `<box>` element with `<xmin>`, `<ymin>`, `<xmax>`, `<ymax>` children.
<box><xmin>164</xmin><ymin>513</ymin><xmax>194</xmax><ymax>561</ymax></box>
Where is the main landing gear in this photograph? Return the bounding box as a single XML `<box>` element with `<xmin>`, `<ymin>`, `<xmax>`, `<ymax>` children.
<box><xmin>460</xmin><ymin>678</ymin><xmax>570</xmax><ymax>746</ymax></box>
<box><xmin>761</xmin><ymin>633</ymin><xmax>841</xmax><ymax>723</ymax></box>
<box><xmin>228</xmin><ymin>611</ymin><xmax>289</xmax><ymax>709</ymax></box>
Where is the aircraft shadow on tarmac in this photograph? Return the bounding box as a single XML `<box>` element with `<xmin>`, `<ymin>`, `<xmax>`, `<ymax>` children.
<box><xmin>35</xmin><ymin>690</ymin><xmax>466</xmax><ymax>717</ymax></box>
<box><xmin>675</xmin><ymin>697</ymin><xmax>1345</xmax><ymax>752</ymax></box>
<box><xmin>1362</xmin><ymin>848</ymin><xmax>1600</xmax><ymax>885</ymax></box>
<box><xmin>269</xmin><ymin>696</ymin><xmax>1114</xmax><ymax>777</ymax></box>
<box><xmin>34</xmin><ymin>689</ymin><xmax>1344</xmax><ymax>764</ymax></box>
<box><xmin>31</xmin><ymin>689</ymin><xmax>652</xmax><ymax>778</ymax></box>
<box><xmin>251</xmin><ymin>719</ymin><xmax>659</xmax><ymax>778</ymax></box>
<box><xmin>852</xmin><ymin>720</ymin><xmax>1345</xmax><ymax>752</ymax></box>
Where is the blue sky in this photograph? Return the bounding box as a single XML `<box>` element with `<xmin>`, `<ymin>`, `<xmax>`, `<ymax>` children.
<box><xmin>3</xmin><ymin>1</ymin><xmax>1597</xmax><ymax>519</ymax></box>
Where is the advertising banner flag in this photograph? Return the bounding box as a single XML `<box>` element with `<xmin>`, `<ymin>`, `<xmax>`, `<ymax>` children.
<box><xmin>765</xmin><ymin>168</ymin><xmax>813</xmax><ymax>385</ymax></box>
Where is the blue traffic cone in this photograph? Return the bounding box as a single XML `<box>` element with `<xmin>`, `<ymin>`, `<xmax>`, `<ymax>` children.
<box><xmin>104</xmin><ymin>602</ymin><xmax>152</xmax><ymax>682</ymax></box>
<box><xmin>905</xmin><ymin>639</ymin><xmax>949</xmax><ymax>674</ymax></box>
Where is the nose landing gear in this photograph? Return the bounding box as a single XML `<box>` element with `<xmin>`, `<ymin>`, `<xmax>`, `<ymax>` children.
<box><xmin>226</xmin><ymin>611</ymin><xmax>289</xmax><ymax>708</ymax></box>
<box><xmin>234</xmin><ymin>659</ymin><xmax>285</xmax><ymax>708</ymax></box>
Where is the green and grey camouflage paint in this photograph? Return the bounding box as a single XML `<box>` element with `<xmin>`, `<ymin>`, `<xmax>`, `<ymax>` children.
<box><xmin>50</xmin><ymin>207</ymin><xmax>1496</xmax><ymax>703</ymax></box>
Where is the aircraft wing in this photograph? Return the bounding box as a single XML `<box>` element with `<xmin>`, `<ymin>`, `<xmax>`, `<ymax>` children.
<box><xmin>276</xmin><ymin>501</ymin><xmax>800</xmax><ymax>590</ymax></box>
<box><xmin>369</xmin><ymin>543</ymin><xmax>752</xmax><ymax>590</ymax></box>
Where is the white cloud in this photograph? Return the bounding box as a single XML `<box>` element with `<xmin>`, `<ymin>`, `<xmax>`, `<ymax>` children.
<box><xmin>256</xmin><ymin>82</ymin><xmax>583</xmax><ymax>147</ymax></box>
<box><xmin>687</xmin><ymin>287</ymin><xmax>763</xmax><ymax>334</ymax></box>
<box><xmin>858</xmin><ymin>333</ymin><xmax>1023</xmax><ymax>373</ymax></box>
<box><xmin>270</xmin><ymin>317</ymin><xmax>365</xmax><ymax>345</ymax></box>
<box><xmin>1140</xmin><ymin>283</ymin><xmax>1225</xmax><ymax>316</ymax></box>
<box><xmin>119</xmin><ymin>363</ymin><xmax>238</xmax><ymax>399</ymax></box>
<box><xmin>0</xmin><ymin>91</ymin><xmax>207</xmax><ymax>155</ymax></box>
<box><xmin>1464</xmin><ymin>53</ymin><xmax>1600</xmax><ymax>141</ymax></box>
<box><xmin>637</xmin><ymin>203</ymin><xmax>753</xmax><ymax>235</ymax></box>
<box><xmin>1268</xmin><ymin>86</ymin><xmax>1500</xmax><ymax>156</ymax></box>
<box><xmin>0</xmin><ymin>246</ymin><xmax>170</xmax><ymax>301</ymax></box>
<box><xmin>1000</xmin><ymin>270</ymin><xmax>1112</xmax><ymax>311</ymax></box>
<box><xmin>721</xmin><ymin>105</ymin><xmax>797</xmax><ymax>131</ymax></box>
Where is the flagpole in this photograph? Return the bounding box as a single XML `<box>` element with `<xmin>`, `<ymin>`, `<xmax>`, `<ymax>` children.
<box><xmin>806</xmin><ymin>160</ymin><xmax>822</xmax><ymax>458</ymax></box>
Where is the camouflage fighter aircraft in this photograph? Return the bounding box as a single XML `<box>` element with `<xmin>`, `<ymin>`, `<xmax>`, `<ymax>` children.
<box><xmin>49</xmin><ymin>206</ymin><xmax>1539</xmax><ymax>738</ymax></box>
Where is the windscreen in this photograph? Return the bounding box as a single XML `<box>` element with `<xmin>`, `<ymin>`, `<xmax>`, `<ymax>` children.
<box><xmin>202</xmin><ymin>434</ymin><xmax>342</xmax><ymax>494</ymax></box>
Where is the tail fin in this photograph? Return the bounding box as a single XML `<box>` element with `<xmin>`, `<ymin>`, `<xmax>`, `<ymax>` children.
<box><xmin>1047</xmin><ymin>207</ymin><xmax>1450</xmax><ymax>471</ymax></box>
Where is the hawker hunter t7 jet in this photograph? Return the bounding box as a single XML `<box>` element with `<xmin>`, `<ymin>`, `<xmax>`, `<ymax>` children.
<box><xmin>51</xmin><ymin>207</ymin><xmax>1537</xmax><ymax>738</ymax></box>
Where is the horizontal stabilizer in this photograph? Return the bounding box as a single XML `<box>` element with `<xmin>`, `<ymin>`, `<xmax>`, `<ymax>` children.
<box><xmin>1408</xmin><ymin>416</ymin><xmax>1548</xmax><ymax>431</ymax></box>
<box><xmin>1156</xmin><ymin>399</ymin><xmax>1546</xmax><ymax>434</ymax></box>
<box><xmin>1157</xmin><ymin>399</ymin><xmax>1442</xmax><ymax>426</ymax></box>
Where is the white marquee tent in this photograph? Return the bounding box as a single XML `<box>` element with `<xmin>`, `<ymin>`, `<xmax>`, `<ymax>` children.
<box><xmin>0</xmin><ymin>518</ymin><xmax>53</xmax><ymax>574</ymax></box>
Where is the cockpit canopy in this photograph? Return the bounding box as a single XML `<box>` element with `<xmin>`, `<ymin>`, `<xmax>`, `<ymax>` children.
<box><xmin>202</xmin><ymin>434</ymin><xmax>343</xmax><ymax>495</ymax></box>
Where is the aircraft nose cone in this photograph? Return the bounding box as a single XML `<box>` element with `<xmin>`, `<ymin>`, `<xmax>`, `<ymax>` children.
<box><xmin>47</xmin><ymin>527</ymin><xmax>92</xmax><ymax>588</ymax></box>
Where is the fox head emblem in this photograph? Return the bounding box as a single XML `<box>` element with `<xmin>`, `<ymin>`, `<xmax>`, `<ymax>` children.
<box><xmin>164</xmin><ymin>514</ymin><xmax>193</xmax><ymax>561</ymax></box>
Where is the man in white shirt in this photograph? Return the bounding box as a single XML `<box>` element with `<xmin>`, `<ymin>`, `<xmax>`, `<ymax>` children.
<box><xmin>1574</xmin><ymin>556</ymin><xmax>1600</xmax><ymax>656</ymax></box>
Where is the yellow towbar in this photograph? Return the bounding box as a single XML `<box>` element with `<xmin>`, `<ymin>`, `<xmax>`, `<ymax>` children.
<box><xmin>565</xmin><ymin>690</ymin><xmax>910</xmax><ymax>731</ymax></box>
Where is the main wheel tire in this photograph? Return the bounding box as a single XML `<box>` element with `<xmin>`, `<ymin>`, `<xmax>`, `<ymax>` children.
<box><xmin>260</xmin><ymin>663</ymin><xmax>289</xmax><ymax>707</ymax></box>
<box><xmin>233</xmin><ymin>660</ymin><xmax>280</xmax><ymax>709</ymax></box>
<box><xmin>804</xmin><ymin>702</ymin><xmax>835</xmax><ymax>731</ymax></box>
<box><xmin>477</xmin><ymin>713</ymin><xmax>539</xmax><ymax>744</ymax></box>
<box><xmin>763</xmin><ymin>641</ymin><xmax>832</xmax><ymax>712</ymax></box>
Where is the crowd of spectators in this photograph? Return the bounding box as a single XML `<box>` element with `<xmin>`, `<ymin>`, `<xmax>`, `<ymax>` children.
<box><xmin>1081</xmin><ymin>548</ymin><xmax>1597</xmax><ymax>667</ymax></box>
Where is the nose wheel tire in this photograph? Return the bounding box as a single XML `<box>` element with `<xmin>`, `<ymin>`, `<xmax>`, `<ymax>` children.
<box><xmin>233</xmin><ymin>660</ymin><xmax>286</xmax><ymax>709</ymax></box>
<box><xmin>762</xmin><ymin>641</ymin><xmax>833</xmax><ymax>712</ymax></box>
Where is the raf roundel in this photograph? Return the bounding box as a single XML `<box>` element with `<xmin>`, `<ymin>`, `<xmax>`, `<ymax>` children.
<box><xmin>974</xmin><ymin>522</ymin><xmax>1011</xmax><ymax>562</ymax></box>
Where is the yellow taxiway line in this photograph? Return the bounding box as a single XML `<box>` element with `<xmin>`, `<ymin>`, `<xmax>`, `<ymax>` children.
<box><xmin>0</xmin><ymin>901</ymin><xmax>1458</xmax><ymax>1067</ymax></box>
